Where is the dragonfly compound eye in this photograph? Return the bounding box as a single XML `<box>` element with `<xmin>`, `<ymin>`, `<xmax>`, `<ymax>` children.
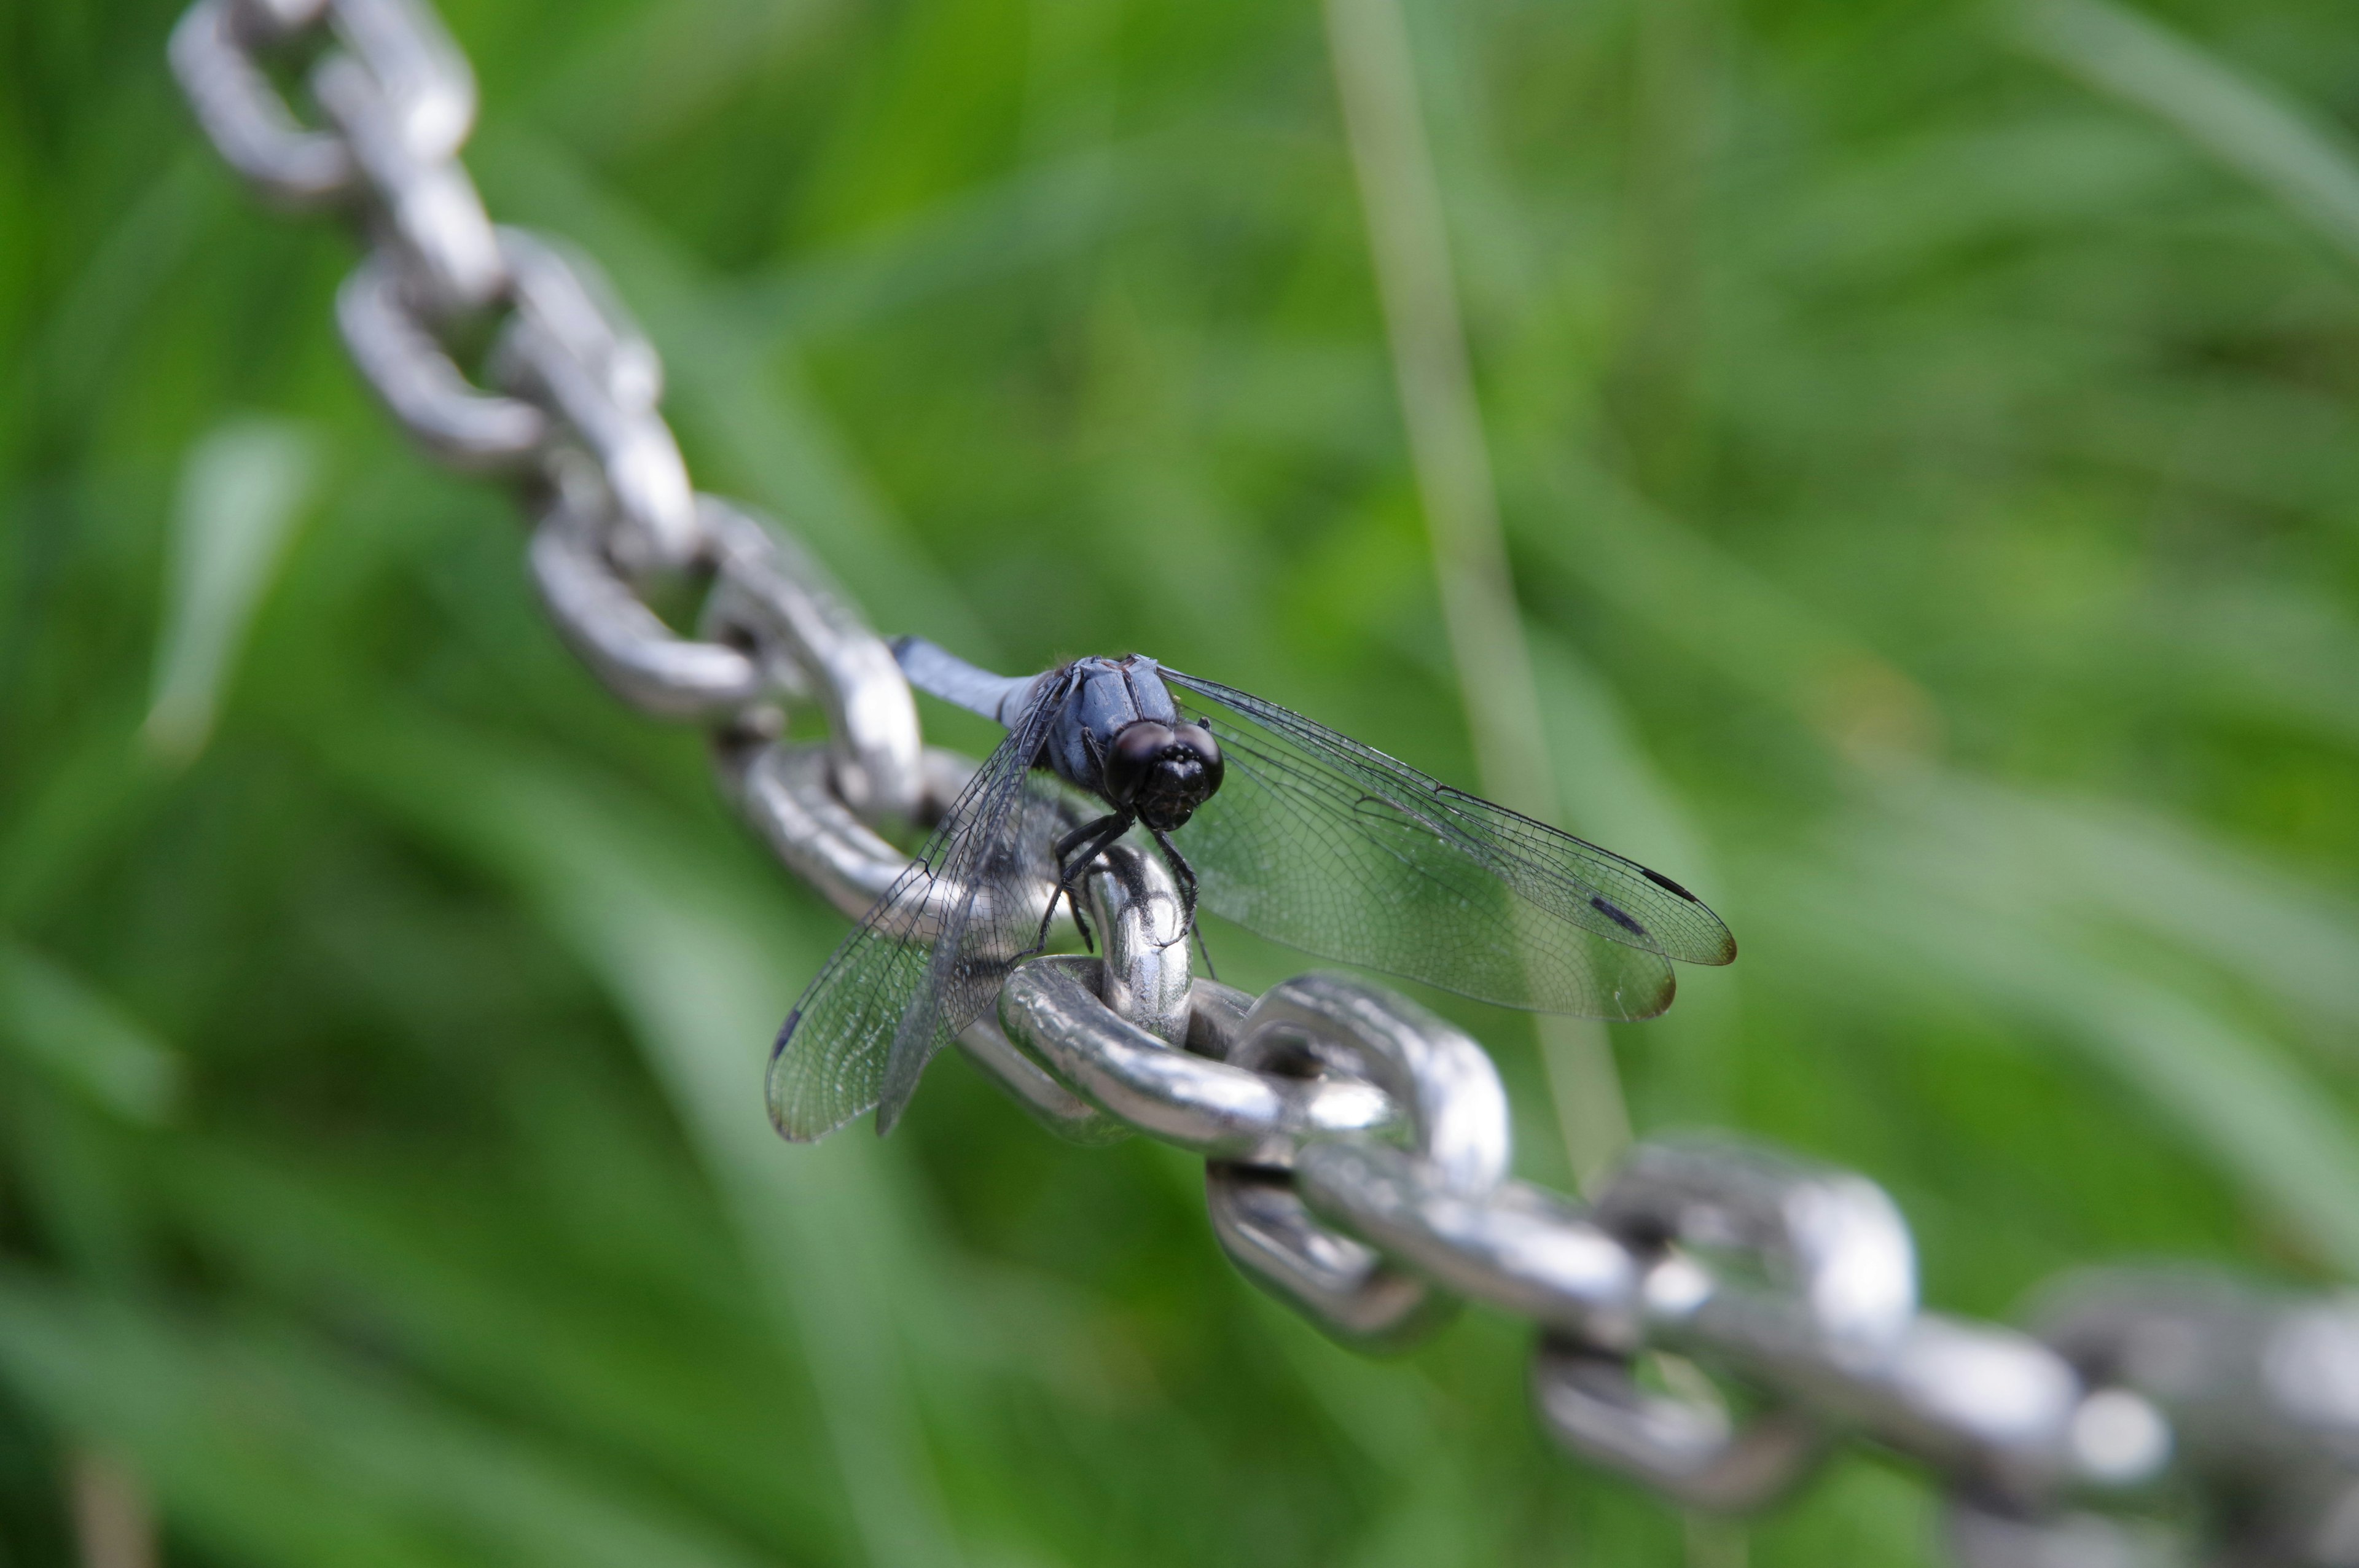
<box><xmin>1170</xmin><ymin>723</ymin><xmax>1223</xmax><ymax>794</ymax></box>
<box><xmin>1106</xmin><ymin>722</ymin><xmax>1176</xmax><ymax>803</ymax></box>
<box><xmin>1128</xmin><ymin>722</ymin><xmax>1223</xmax><ymax>830</ymax></box>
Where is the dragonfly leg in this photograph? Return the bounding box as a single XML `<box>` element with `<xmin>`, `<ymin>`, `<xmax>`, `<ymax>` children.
<box><xmin>1146</xmin><ymin>826</ymin><xmax>1199</xmax><ymax>951</ymax></box>
<box><xmin>1189</xmin><ymin>920</ymin><xmax>1218</xmax><ymax>982</ymax></box>
<box><xmin>1035</xmin><ymin>811</ymin><xmax>1134</xmax><ymax>958</ymax></box>
<box><xmin>1054</xmin><ymin>813</ymin><xmax>1123</xmax><ymax>866</ymax></box>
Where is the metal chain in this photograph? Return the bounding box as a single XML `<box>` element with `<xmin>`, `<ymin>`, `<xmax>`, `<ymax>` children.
<box><xmin>168</xmin><ymin>4</ymin><xmax>2359</xmax><ymax>1562</ymax></box>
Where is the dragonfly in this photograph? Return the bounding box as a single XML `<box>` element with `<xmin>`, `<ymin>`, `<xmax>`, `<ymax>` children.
<box><xmin>768</xmin><ymin>638</ymin><xmax>1736</xmax><ymax>1140</ymax></box>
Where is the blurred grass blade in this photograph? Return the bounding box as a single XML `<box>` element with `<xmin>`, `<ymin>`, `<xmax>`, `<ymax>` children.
<box><xmin>1529</xmin><ymin>629</ymin><xmax>1716</xmax><ymax>886</ymax></box>
<box><xmin>166</xmin><ymin>1140</ymin><xmax>834</xmax><ymax>1540</ymax></box>
<box><xmin>728</xmin><ymin>146</ymin><xmax>1145</xmax><ymax>342</ymax></box>
<box><xmin>1324</xmin><ymin>0</ymin><xmax>1630</xmax><ymax>1185</ymax></box>
<box><xmin>1510</xmin><ymin>453</ymin><xmax>1941</xmax><ymax>761</ymax></box>
<box><xmin>1777</xmin><ymin>824</ymin><xmax>2359</xmax><ymax>1273</ymax></box>
<box><xmin>1323</xmin><ymin>0</ymin><xmax>1546</xmax><ymax>817</ymax></box>
<box><xmin>67</xmin><ymin>1447</ymin><xmax>158</xmax><ymax>1568</ymax></box>
<box><xmin>0</xmin><ymin>939</ymin><xmax>180</xmax><ymax>1124</ymax></box>
<box><xmin>142</xmin><ymin>418</ymin><xmax>321</xmax><ymax>765</ymax></box>
<box><xmin>1240</xmin><ymin>1297</ymin><xmax>1491</xmax><ymax>1559</ymax></box>
<box><xmin>2060</xmin><ymin>977</ymin><xmax>2359</xmax><ymax>1273</ymax></box>
<box><xmin>2175</xmin><ymin>581</ymin><xmax>2359</xmax><ymax>751</ymax></box>
<box><xmin>0</xmin><ymin>1271</ymin><xmax>775</xmax><ymax>1568</ymax></box>
<box><xmin>0</xmin><ymin>722</ymin><xmax>171</xmax><ymax>926</ymax></box>
<box><xmin>528</xmin><ymin>0</ymin><xmax>850</xmax><ymax>156</ymax></box>
<box><xmin>1899</xmin><ymin>774</ymin><xmax>2359</xmax><ymax>1045</ymax></box>
<box><xmin>22</xmin><ymin>154</ymin><xmax>214</xmax><ymax>424</ymax></box>
<box><xmin>2006</xmin><ymin>0</ymin><xmax>2359</xmax><ymax>265</ymax></box>
<box><xmin>1971</xmin><ymin>938</ymin><xmax>2359</xmax><ymax>1273</ymax></box>
<box><xmin>1530</xmin><ymin>631</ymin><xmax>1740</xmax><ymax>1125</ymax></box>
<box><xmin>323</xmin><ymin>714</ymin><xmax>966</xmax><ymax>1568</ymax></box>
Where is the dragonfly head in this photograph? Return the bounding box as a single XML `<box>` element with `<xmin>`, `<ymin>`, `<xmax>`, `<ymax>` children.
<box><xmin>1106</xmin><ymin>719</ymin><xmax>1224</xmax><ymax>830</ymax></box>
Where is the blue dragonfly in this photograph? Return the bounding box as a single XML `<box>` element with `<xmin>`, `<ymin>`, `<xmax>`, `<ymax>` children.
<box><xmin>769</xmin><ymin>639</ymin><xmax>1735</xmax><ymax>1139</ymax></box>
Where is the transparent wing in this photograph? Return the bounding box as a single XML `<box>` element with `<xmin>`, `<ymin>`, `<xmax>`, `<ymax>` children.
<box><xmin>1164</xmin><ymin>669</ymin><xmax>1734</xmax><ymax>1020</ymax></box>
<box><xmin>768</xmin><ymin>673</ymin><xmax>1080</xmax><ymax>1141</ymax></box>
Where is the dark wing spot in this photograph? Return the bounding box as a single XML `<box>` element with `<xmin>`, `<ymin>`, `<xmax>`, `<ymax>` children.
<box><xmin>1590</xmin><ymin>895</ymin><xmax>1648</xmax><ymax>938</ymax></box>
<box><xmin>1640</xmin><ymin>866</ymin><xmax>1699</xmax><ymax>902</ymax></box>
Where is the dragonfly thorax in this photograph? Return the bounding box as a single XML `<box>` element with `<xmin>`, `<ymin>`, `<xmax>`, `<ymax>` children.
<box><xmin>1042</xmin><ymin>655</ymin><xmax>1223</xmax><ymax>829</ymax></box>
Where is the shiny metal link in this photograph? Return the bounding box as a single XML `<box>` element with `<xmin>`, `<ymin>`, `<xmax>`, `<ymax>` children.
<box><xmin>1594</xmin><ymin>1138</ymin><xmax>1920</xmax><ymax>1352</ymax></box>
<box><xmin>171</xmin><ymin>0</ymin><xmax>353</xmax><ymax>201</ymax></box>
<box><xmin>998</xmin><ymin>959</ymin><xmax>1395</xmax><ymax>1160</ymax></box>
<box><xmin>1295</xmin><ymin>1149</ymin><xmax>1641</xmax><ymax>1346</ymax></box>
<box><xmin>498</xmin><ymin>228</ymin><xmax>665</xmax><ymax>412</ymax></box>
<box><xmin>1077</xmin><ymin>841</ymin><xmax>1192</xmax><ymax>1048</ymax></box>
<box><xmin>992</xmin><ymin>960</ymin><xmax>2224</xmax><ymax>1530</ymax></box>
<box><xmin>171</xmin><ymin>0</ymin><xmax>2359</xmax><ymax>1557</ymax></box>
<box><xmin>534</xmin><ymin>490</ymin><xmax>923</xmax><ymax>829</ymax></box>
<box><xmin>1532</xmin><ymin>1338</ymin><xmax>1828</xmax><ymax>1512</ymax></box>
<box><xmin>493</xmin><ymin>230</ymin><xmax>700</xmax><ymax>577</ymax></box>
<box><xmin>338</xmin><ymin>254</ymin><xmax>547</xmax><ymax>467</ymax></box>
<box><xmin>2037</xmin><ymin>1272</ymin><xmax>2359</xmax><ymax>1482</ymax></box>
<box><xmin>313</xmin><ymin>51</ymin><xmax>503</xmax><ymax>311</ymax></box>
<box><xmin>1538</xmin><ymin>1139</ymin><xmax>1904</xmax><ymax>1503</ymax></box>
<box><xmin>1796</xmin><ymin>1314</ymin><xmax>2111</xmax><ymax>1493</ymax></box>
<box><xmin>1946</xmin><ymin>1501</ymin><xmax>2180</xmax><ymax>1568</ymax></box>
<box><xmin>717</xmin><ymin>739</ymin><xmax>965</xmax><ymax>922</ymax></box>
<box><xmin>1215</xmin><ymin>1164</ymin><xmax>1458</xmax><ymax>1352</ymax></box>
<box><xmin>933</xmin><ymin>833</ymin><xmax>1196</xmax><ymax>1145</ymax></box>
<box><xmin>949</xmin><ymin>840</ymin><xmax>1195</xmax><ymax>1146</ymax></box>
<box><xmin>697</xmin><ymin>499</ymin><xmax>921</xmax><ymax>824</ymax></box>
<box><xmin>530</xmin><ymin>498</ymin><xmax>764</xmax><ymax>719</ymax></box>
<box><xmin>955</xmin><ymin>1015</ymin><xmax>1129</xmax><ymax>1146</ymax></box>
<box><xmin>307</xmin><ymin>0</ymin><xmax>475</xmax><ymax>163</ymax></box>
<box><xmin>1665</xmin><ymin>1299</ymin><xmax>2153</xmax><ymax>1504</ymax></box>
<box><xmin>236</xmin><ymin>0</ymin><xmax>331</xmax><ymax>34</ymax></box>
<box><xmin>2005</xmin><ymin>1272</ymin><xmax>2359</xmax><ymax>1566</ymax></box>
<box><xmin>1554</xmin><ymin>1139</ymin><xmax>2170</xmax><ymax>1510</ymax></box>
<box><xmin>170</xmin><ymin>0</ymin><xmax>476</xmax><ymax>209</ymax></box>
<box><xmin>172</xmin><ymin>0</ymin><xmax>698</xmax><ymax>572</ymax></box>
<box><xmin>1207</xmin><ymin>978</ymin><xmax>1511</xmax><ymax>1354</ymax></box>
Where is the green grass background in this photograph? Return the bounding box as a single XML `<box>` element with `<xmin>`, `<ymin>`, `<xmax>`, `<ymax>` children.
<box><xmin>10</xmin><ymin>0</ymin><xmax>2359</xmax><ymax>1561</ymax></box>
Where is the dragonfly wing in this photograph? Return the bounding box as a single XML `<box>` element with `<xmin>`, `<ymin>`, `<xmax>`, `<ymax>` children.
<box><xmin>1164</xmin><ymin>669</ymin><xmax>1732</xmax><ymax>1019</ymax></box>
<box><xmin>767</xmin><ymin>850</ymin><xmax>956</xmax><ymax>1142</ymax></box>
<box><xmin>769</xmin><ymin>671</ymin><xmax>1081</xmax><ymax>1139</ymax></box>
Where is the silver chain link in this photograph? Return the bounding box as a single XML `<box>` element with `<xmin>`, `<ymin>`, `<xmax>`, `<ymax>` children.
<box><xmin>169</xmin><ymin>4</ymin><xmax>2359</xmax><ymax>1561</ymax></box>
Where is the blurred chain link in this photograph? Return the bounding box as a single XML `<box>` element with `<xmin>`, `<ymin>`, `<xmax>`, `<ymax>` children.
<box><xmin>170</xmin><ymin>2</ymin><xmax>2359</xmax><ymax>1562</ymax></box>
